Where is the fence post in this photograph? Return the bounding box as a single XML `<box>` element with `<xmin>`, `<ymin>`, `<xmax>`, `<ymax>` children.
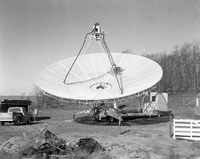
<box><xmin>169</xmin><ymin>115</ymin><xmax>173</xmax><ymax>138</ymax></box>
<box><xmin>173</xmin><ymin>119</ymin><xmax>175</xmax><ymax>139</ymax></box>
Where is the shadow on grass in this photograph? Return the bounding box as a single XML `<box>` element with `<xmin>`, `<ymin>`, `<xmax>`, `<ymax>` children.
<box><xmin>75</xmin><ymin>115</ymin><xmax>171</xmax><ymax>126</ymax></box>
<box><xmin>1</xmin><ymin>121</ymin><xmax>43</xmax><ymax>126</ymax></box>
<box><xmin>19</xmin><ymin>121</ymin><xmax>44</xmax><ymax>126</ymax></box>
<box><xmin>36</xmin><ymin>116</ymin><xmax>51</xmax><ymax>121</ymax></box>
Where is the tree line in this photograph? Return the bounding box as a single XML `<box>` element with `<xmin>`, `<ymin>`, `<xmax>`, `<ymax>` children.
<box><xmin>143</xmin><ymin>41</ymin><xmax>200</xmax><ymax>94</ymax></box>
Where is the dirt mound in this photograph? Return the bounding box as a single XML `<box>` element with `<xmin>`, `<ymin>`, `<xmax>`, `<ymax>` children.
<box><xmin>0</xmin><ymin>125</ymin><xmax>112</xmax><ymax>159</ymax></box>
<box><xmin>0</xmin><ymin>124</ymin><xmax>171</xmax><ymax>159</ymax></box>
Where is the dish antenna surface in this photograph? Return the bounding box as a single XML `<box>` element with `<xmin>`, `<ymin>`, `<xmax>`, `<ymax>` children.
<box><xmin>37</xmin><ymin>23</ymin><xmax>163</xmax><ymax>103</ymax></box>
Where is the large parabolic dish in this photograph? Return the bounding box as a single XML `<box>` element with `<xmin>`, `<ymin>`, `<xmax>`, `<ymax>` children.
<box><xmin>37</xmin><ymin>53</ymin><xmax>163</xmax><ymax>102</ymax></box>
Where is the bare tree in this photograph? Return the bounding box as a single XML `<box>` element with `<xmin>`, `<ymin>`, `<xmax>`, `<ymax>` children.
<box><xmin>144</xmin><ymin>41</ymin><xmax>200</xmax><ymax>94</ymax></box>
<box><xmin>122</xmin><ymin>49</ymin><xmax>134</xmax><ymax>54</ymax></box>
<box><xmin>20</xmin><ymin>92</ymin><xmax>26</xmax><ymax>100</ymax></box>
<box><xmin>30</xmin><ymin>84</ymin><xmax>48</xmax><ymax>108</ymax></box>
<box><xmin>30</xmin><ymin>84</ymin><xmax>61</xmax><ymax>108</ymax></box>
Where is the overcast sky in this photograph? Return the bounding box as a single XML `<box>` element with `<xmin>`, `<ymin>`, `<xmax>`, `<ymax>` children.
<box><xmin>1</xmin><ymin>0</ymin><xmax>200</xmax><ymax>95</ymax></box>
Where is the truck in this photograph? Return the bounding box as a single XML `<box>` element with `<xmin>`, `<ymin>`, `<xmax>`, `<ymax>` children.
<box><xmin>0</xmin><ymin>100</ymin><xmax>34</xmax><ymax>125</ymax></box>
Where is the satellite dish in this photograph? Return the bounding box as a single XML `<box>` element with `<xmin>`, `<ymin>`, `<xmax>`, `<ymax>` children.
<box><xmin>37</xmin><ymin>53</ymin><xmax>163</xmax><ymax>102</ymax></box>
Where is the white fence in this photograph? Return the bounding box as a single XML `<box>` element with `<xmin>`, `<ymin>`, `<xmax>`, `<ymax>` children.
<box><xmin>173</xmin><ymin>119</ymin><xmax>200</xmax><ymax>140</ymax></box>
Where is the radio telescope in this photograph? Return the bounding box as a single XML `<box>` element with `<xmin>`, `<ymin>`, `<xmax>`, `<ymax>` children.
<box><xmin>36</xmin><ymin>23</ymin><xmax>163</xmax><ymax>104</ymax></box>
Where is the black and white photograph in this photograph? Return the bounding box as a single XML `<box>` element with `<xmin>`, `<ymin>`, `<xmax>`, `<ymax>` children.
<box><xmin>1</xmin><ymin>0</ymin><xmax>200</xmax><ymax>158</ymax></box>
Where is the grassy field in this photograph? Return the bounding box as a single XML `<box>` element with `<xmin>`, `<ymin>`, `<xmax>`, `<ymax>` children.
<box><xmin>0</xmin><ymin>94</ymin><xmax>200</xmax><ymax>159</ymax></box>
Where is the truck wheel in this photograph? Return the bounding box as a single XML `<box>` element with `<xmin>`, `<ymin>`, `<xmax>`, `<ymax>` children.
<box><xmin>27</xmin><ymin>120</ymin><xmax>31</xmax><ymax>124</ymax></box>
<box><xmin>1</xmin><ymin>122</ymin><xmax>5</xmax><ymax>126</ymax></box>
<box><xmin>109</xmin><ymin>116</ymin><xmax>115</xmax><ymax>122</ymax></box>
<box><xmin>30</xmin><ymin>117</ymin><xmax>34</xmax><ymax>122</ymax></box>
<box><xmin>14</xmin><ymin>116</ymin><xmax>20</xmax><ymax>125</ymax></box>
